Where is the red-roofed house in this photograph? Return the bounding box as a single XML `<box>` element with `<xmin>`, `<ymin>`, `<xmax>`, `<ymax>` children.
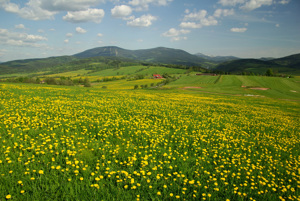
<box><xmin>153</xmin><ymin>74</ymin><xmax>163</xmax><ymax>79</ymax></box>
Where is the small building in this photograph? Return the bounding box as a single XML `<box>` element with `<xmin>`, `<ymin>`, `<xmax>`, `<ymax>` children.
<box><xmin>153</xmin><ymin>74</ymin><xmax>163</xmax><ymax>79</ymax></box>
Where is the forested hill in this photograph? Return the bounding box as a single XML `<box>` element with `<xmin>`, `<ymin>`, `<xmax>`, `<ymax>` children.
<box><xmin>215</xmin><ymin>53</ymin><xmax>300</xmax><ymax>75</ymax></box>
<box><xmin>74</xmin><ymin>46</ymin><xmax>207</xmax><ymax>66</ymax></box>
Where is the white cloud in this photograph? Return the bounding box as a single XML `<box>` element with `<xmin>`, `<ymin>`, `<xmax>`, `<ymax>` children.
<box><xmin>230</xmin><ymin>27</ymin><xmax>247</xmax><ymax>32</ymax></box>
<box><xmin>214</xmin><ymin>9</ymin><xmax>234</xmax><ymax>18</ymax></box>
<box><xmin>38</xmin><ymin>29</ymin><xmax>45</xmax><ymax>33</ymax></box>
<box><xmin>171</xmin><ymin>36</ymin><xmax>187</xmax><ymax>42</ymax></box>
<box><xmin>2</xmin><ymin>0</ymin><xmax>57</xmax><ymax>20</ymax></box>
<box><xmin>66</xmin><ymin>33</ymin><xmax>73</xmax><ymax>37</ymax></box>
<box><xmin>0</xmin><ymin>28</ymin><xmax>48</xmax><ymax>47</ymax></box>
<box><xmin>15</xmin><ymin>24</ymin><xmax>25</xmax><ymax>29</ymax></box>
<box><xmin>76</xmin><ymin>27</ymin><xmax>87</xmax><ymax>33</ymax></box>
<box><xmin>201</xmin><ymin>16</ymin><xmax>218</xmax><ymax>26</ymax></box>
<box><xmin>218</xmin><ymin>0</ymin><xmax>276</xmax><ymax>11</ymax></box>
<box><xmin>0</xmin><ymin>0</ymin><xmax>106</xmax><ymax>21</ymax></box>
<box><xmin>276</xmin><ymin>23</ymin><xmax>280</xmax><ymax>27</ymax></box>
<box><xmin>126</xmin><ymin>14</ymin><xmax>157</xmax><ymax>27</ymax></box>
<box><xmin>64</xmin><ymin>39</ymin><xmax>69</xmax><ymax>43</ymax></box>
<box><xmin>240</xmin><ymin>0</ymin><xmax>273</xmax><ymax>11</ymax></box>
<box><xmin>111</xmin><ymin>5</ymin><xmax>132</xmax><ymax>18</ymax></box>
<box><xmin>179</xmin><ymin>22</ymin><xmax>202</xmax><ymax>29</ymax></box>
<box><xmin>128</xmin><ymin>0</ymin><xmax>173</xmax><ymax>11</ymax></box>
<box><xmin>162</xmin><ymin>28</ymin><xmax>190</xmax><ymax>41</ymax></box>
<box><xmin>25</xmin><ymin>34</ymin><xmax>47</xmax><ymax>42</ymax></box>
<box><xmin>97</xmin><ymin>33</ymin><xmax>103</xmax><ymax>37</ymax></box>
<box><xmin>278</xmin><ymin>0</ymin><xmax>289</xmax><ymax>4</ymax></box>
<box><xmin>181</xmin><ymin>10</ymin><xmax>218</xmax><ymax>28</ymax></box>
<box><xmin>218</xmin><ymin>0</ymin><xmax>245</xmax><ymax>6</ymax></box>
<box><xmin>162</xmin><ymin>28</ymin><xmax>190</xmax><ymax>37</ymax></box>
<box><xmin>39</xmin><ymin>0</ymin><xmax>105</xmax><ymax>11</ymax></box>
<box><xmin>183</xmin><ymin>10</ymin><xmax>207</xmax><ymax>21</ymax></box>
<box><xmin>63</xmin><ymin>8</ymin><xmax>105</xmax><ymax>23</ymax></box>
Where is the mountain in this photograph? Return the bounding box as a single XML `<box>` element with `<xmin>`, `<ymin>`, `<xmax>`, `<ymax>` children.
<box><xmin>259</xmin><ymin>57</ymin><xmax>275</xmax><ymax>61</ymax></box>
<box><xmin>195</xmin><ymin>53</ymin><xmax>239</xmax><ymax>63</ymax></box>
<box><xmin>215</xmin><ymin>53</ymin><xmax>300</xmax><ymax>75</ymax></box>
<box><xmin>0</xmin><ymin>56</ymin><xmax>78</xmax><ymax>74</ymax></box>
<box><xmin>1</xmin><ymin>46</ymin><xmax>299</xmax><ymax>76</ymax></box>
<box><xmin>0</xmin><ymin>46</ymin><xmax>209</xmax><ymax>75</ymax></box>
<box><xmin>271</xmin><ymin>53</ymin><xmax>300</xmax><ymax>68</ymax></box>
<box><xmin>74</xmin><ymin>46</ymin><xmax>207</xmax><ymax>66</ymax></box>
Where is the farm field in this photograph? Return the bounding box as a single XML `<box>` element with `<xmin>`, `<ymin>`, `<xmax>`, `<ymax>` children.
<box><xmin>88</xmin><ymin>66</ymin><xmax>186</xmax><ymax>77</ymax></box>
<box><xmin>167</xmin><ymin>75</ymin><xmax>300</xmax><ymax>100</ymax></box>
<box><xmin>0</xmin><ymin>82</ymin><xmax>299</xmax><ymax>200</ymax></box>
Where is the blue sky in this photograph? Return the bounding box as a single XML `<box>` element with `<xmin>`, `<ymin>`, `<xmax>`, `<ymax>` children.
<box><xmin>0</xmin><ymin>0</ymin><xmax>299</xmax><ymax>62</ymax></box>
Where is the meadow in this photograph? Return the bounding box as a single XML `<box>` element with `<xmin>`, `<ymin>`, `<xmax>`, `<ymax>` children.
<box><xmin>0</xmin><ymin>81</ymin><xmax>299</xmax><ymax>201</ymax></box>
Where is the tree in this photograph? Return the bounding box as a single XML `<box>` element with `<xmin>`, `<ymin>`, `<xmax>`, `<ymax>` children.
<box><xmin>265</xmin><ymin>68</ymin><xmax>273</xmax><ymax>76</ymax></box>
<box><xmin>83</xmin><ymin>78</ymin><xmax>91</xmax><ymax>87</ymax></box>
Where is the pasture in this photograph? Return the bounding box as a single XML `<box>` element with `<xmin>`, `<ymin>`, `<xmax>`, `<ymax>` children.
<box><xmin>0</xmin><ymin>80</ymin><xmax>299</xmax><ymax>200</ymax></box>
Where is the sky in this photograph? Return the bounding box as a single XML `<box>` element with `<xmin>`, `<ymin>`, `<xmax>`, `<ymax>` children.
<box><xmin>0</xmin><ymin>0</ymin><xmax>299</xmax><ymax>62</ymax></box>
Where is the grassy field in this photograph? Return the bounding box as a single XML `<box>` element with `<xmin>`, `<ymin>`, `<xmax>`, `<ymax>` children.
<box><xmin>46</xmin><ymin>69</ymin><xmax>92</xmax><ymax>77</ymax></box>
<box><xmin>0</xmin><ymin>82</ymin><xmax>299</xmax><ymax>201</ymax></box>
<box><xmin>167</xmin><ymin>74</ymin><xmax>300</xmax><ymax>100</ymax></box>
<box><xmin>93</xmin><ymin>78</ymin><xmax>162</xmax><ymax>90</ymax></box>
<box><xmin>88</xmin><ymin>66</ymin><xmax>187</xmax><ymax>77</ymax></box>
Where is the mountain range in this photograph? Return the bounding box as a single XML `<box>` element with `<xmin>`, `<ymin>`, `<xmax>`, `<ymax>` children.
<box><xmin>216</xmin><ymin>53</ymin><xmax>300</xmax><ymax>74</ymax></box>
<box><xmin>0</xmin><ymin>46</ymin><xmax>299</xmax><ymax>75</ymax></box>
<box><xmin>74</xmin><ymin>46</ymin><xmax>209</xmax><ymax>66</ymax></box>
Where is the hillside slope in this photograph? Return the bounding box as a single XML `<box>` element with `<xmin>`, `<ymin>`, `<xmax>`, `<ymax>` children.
<box><xmin>215</xmin><ymin>54</ymin><xmax>300</xmax><ymax>75</ymax></box>
<box><xmin>74</xmin><ymin>46</ymin><xmax>207</xmax><ymax>66</ymax></box>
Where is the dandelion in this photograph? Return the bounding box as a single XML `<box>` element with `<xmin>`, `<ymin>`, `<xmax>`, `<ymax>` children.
<box><xmin>6</xmin><ymin>194</ymin><xmax>11</xmax><ymax>199</ymax></box>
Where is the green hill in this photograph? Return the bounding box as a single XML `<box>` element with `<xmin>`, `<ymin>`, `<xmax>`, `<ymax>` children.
<box><xmin>0</xmin><ymin>56</ymin><xmax>78</xmax><ymax>74</ymax></box>
<box><xmin>271</xmin><ymin>53</ymin><xmax>300</xmax><ymax>68</ymax></box>
<box><xmin>0</xmin><ymin>46</ymin><xmax>208</xmax><ymax>76</ymax></box>
<box><xmin>74</xmin><ymin>46</ymin><xmax>208</xmax><ymax>67</ymax></box>
<box><xmin>215</xmin><ymin>54</ymin><xmax>300</xmax><ymax>75</ymax></box>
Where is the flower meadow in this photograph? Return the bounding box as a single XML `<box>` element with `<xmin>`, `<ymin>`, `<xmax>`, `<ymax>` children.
<box><xmin>0</xmin><ymin>83</ymin><xmax>299</xmax><ymax>201</ymax></box>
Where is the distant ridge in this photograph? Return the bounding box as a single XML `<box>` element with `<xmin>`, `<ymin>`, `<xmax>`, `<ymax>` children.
<box><xmin>74</xmin><ymin>46</ymin><xmax>207</xmax><ymax>66</ymax></box>
<box><xmin>194</xmin><ymin>53</ymin><xmax>239</xmax><ymax>63</ymax></box>
<box><xmin>215</xmin><ymin>53</ymin><xmax>300</xmax><ymax>74</ymax></box>
<box><xmin>0</xmin><ymin>46</ymin><xmax>299</xmax><ymax>75</ymax></box>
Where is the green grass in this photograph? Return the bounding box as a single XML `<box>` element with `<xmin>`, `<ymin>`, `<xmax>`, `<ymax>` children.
<box><xmin>93</xmin><ymin>78</ymin><xmax>162</xmax><ymax>89</ymax></box>
<box><xmin>0</xmin><ymin>83</ymin><xmax>299</xmax><ymax>201</ymax></box>
<box><xmin>0</xmin><ymin>71</ymin><xmax>49</xmax><ymax>78</ymax></box>
<box><xmin>166</xmin><ymin>74</ymin><xmax>300</xmax><ymax>100</ymax></box>
<box><xmin>46</xmin><ymin>69</ymin><xmax>92</xmax><ymax>77</ymax></box>
<box><xmin>89</xmin><ymin>66</ymin><xmax>146</xmax><ymax>76</ymax></box>
<box><xmin>167</xmin><ymin>74</ymin><xmax>219</xmax><ymax>87</ymax></box>
<box><xmin>136</xmin><ymin>66</ymin><xmax>186</xmax><ymax>75</ymax></box>
<box><xmin>89</xmin><ymin>66</ymin><xmax>187</xmax><ymax>77</ymax></box>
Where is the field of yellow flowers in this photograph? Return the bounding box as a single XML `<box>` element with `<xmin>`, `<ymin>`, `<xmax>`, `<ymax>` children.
<box><xmin>0</xmin><ymin>83</ymin><xmax>299</xmax><ymax>200</ymax></box>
